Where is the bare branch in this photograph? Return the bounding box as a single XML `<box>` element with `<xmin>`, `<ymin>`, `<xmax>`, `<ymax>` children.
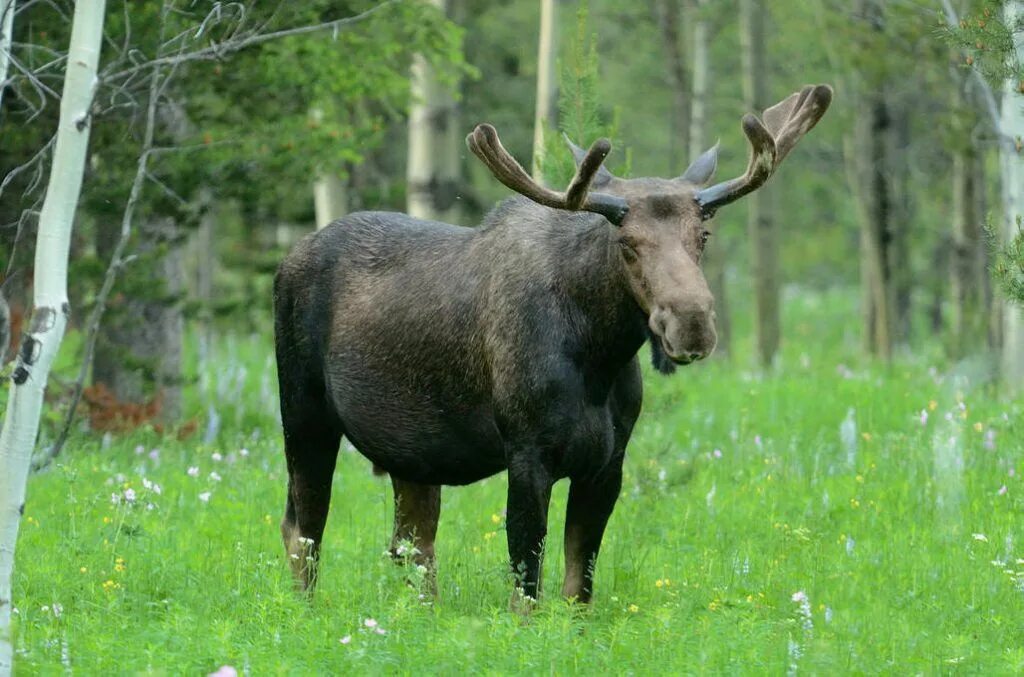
<box><xmin>38</xmin><ymin>0</ymin><xmax>202</xmax><ymax>468</ymax></box>
<box><xmin>101</xmin><ymin>0</ymin><xmax>401</xmax><ymax>84</ymax></box>
<box><xmin>3</xmin><ymin>209</ymin><xmax>39</xmax><ymax>281</ymax></box>
<box><xmin>37</xmin><ymin>66</ymin><xmax>164</xmax><ymax>471</ymax></box>
<box><xmin>0</xmin><ymin>133</ymin><xmax>56</xmax><ymax>204</ymax></box>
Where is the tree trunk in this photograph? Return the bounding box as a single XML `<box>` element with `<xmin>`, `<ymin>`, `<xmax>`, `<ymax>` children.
<box><xmin>1000</xmin><ymin>0</ymin><xmax>1024</xmax><ymax>392</ymax></box>
<box><xmin>0</xmin><ymin>1</ymin><xmax>105</xmax><ymax>670</ymax></box>
<box><xmin>92</xmin><ymin>215</ymin><xmax>184</xmax><ymax>423</ymax></box>
<box><xmin>688</xmin><ymin>0</ymin><xmax>730</xmax><ymax>357</ymax></box>
<box><xmin>195</xmin><ymin>190</ymin><xmax>216</xmax><ymax>374</ymax></box>
<box><xmin>928</xmin><ymin>238</ymin><xmax>948</xmax><ymax>334</ymax></box>
<box><xmin>313</xmin><ymin>173</ymin><xmax>348</xmax><ymax>230</ymax></box>
<box><xmin>740</xmin><ymin>0</ymin><xmax>779</xmax><ymax>367</ymax></box>
<box><xmin>687</xmin><ymin>0</ymin><xmax>707</xmax><ymax>163</ymax></box>
<box><xmin>951</xmin><ymin>143</ymin><xmax>988</xmax><ymax>357</ymax></box>
<box><xmin>888</xmin><ymin>102</ymin><xmax>912</xmax><ymax>347</ymax></box>
<box><xmin>407</xmin><ymin>0</ymin><xmax>461</xmax><ymax>223</ymax></box>
<box><xmin>854</xmin><ymin>92</ymin><xmax>894</xmax><ymax>360</ymax></box>
<box><xmin>847</xmin><ymin>0</ymin><xmax>893</xmax><ymax>361</ymax></box>
<box><xmin>655</xmin><ymin>0</ymin><xmax>690</xmax><ymax>172</ymax></box>
<box><xmin>311</xmin><ymin>107</ymin><xmax>349</xmax><ymax>230</ymax></box>
<box><xmin>0</xmin><ymin>0</ymin><xmax>14</xmax><ymax>113</ymax></box>
<box><xmin>531</xmin><ymin>0</ymin><xmax>558</xmax><ymax>180</ymax></box>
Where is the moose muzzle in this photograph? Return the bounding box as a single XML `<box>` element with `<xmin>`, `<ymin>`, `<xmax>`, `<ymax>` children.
<box><xmin>649</xmin><ymin>296</ymin><xmax>717</xmax><ymax>365</ymax></box>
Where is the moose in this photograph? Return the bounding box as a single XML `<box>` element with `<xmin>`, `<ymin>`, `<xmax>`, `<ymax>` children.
<box><xmin>273</xmin><ymin>84</ymin><xmax>832</xmax><ymax>605</ymax></box>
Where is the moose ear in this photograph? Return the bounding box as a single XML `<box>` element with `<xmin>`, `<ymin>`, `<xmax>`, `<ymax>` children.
<box><xmin>564</xmin><ymin>134</ymin><xmax>615</xmax><ymax>187</ymax></box>
<box><xmin>678</xmin><ymin>143</ymin><xmax>719</xmax><ymax>185</ymax></box>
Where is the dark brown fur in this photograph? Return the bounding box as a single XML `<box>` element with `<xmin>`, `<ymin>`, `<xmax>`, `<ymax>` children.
<box><xmin>274</xmin><ymin>87</ymin><xmax>832</xmax><ymax>603</ymax></box>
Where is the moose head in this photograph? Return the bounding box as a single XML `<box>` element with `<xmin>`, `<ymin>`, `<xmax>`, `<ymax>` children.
<box><xmin>468</xmin><ymin>84</ymin><xmax>833</xmax><ymax>369</ymax></box>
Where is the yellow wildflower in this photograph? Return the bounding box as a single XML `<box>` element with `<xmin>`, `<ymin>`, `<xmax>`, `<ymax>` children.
<box><xmin>628</xmin><ymin>604</ymin><xmax>639</xmax><ymax>613</ymax></box>
<box><xmin>114</xmin><ymin>557</ymin><xmax>126</xmax><ymax>573</ymax></box>
<box><xmin>973</xmin><ymin>422</ymin><xmax>984</xmax><ymax>432</ymax></box>
<box><xmin>491</xmin><ymin>514</ymin><xmax>502</xmax><ymax>525</ymax></box>
<box><xmin>928</xmin><ymin>400</ymin><xmax>938</xmax><ymax>411</ymax></box>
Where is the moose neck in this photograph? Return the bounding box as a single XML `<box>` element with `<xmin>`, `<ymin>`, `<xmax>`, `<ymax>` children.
<box><xmin>553</xmin><ymin>215</ymin><xmax>649</xmax><ymax>372</ymax></box>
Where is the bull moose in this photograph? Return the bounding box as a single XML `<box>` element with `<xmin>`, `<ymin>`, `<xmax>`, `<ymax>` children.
<box><xmin>273</xmin><ymin>84</ymin><xmax>832</xmax><ymax>604</ymax></box>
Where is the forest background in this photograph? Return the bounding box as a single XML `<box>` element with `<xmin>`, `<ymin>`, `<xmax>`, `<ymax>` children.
<box><xmin>1</xmin><ymin>0</ymin><xmax>1023</xmax><ymax>673</ymax></box>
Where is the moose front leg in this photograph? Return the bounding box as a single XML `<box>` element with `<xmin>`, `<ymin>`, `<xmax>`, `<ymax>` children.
<box><xmin>562</xmin><ymin>463</ymin><xmax>623</xmax><ymax>603</ymax></box>
<box><xmin>505</xmin><ymin>456</ymin><xmax>554</xmax><ymax>606</ymax></box>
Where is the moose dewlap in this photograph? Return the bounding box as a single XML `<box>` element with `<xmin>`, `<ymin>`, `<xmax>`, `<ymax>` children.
<box><xmin>273</xmin><ymin>84</ymin><xmax>832</xmax><ymax>604</ymax></box>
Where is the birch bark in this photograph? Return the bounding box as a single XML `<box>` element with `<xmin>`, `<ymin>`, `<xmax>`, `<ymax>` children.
<box><xmin>532</xmin><ymin>0</ymin><xmax>557</xmax><ymax>180</ymax></box>
<box><xmin>0</xmin><ymin>1</ymin><xmax>106</xmax><ymax>672</ymax></box>
<box><xmin>1000</xmin><ymin>0</ymin><xmax>1024</xmax><ymax>392</ymax></box>
<box><xmin>0</xmin><ymin>0</ymin><xmax>13</xmax><ymax>112</ymax></box>
<box><xmin>407</xmin><ymin>0</ymin><xmax>460</xmax><ymax>222</ymax></box>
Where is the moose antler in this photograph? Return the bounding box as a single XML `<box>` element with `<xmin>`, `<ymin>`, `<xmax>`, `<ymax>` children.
<box><xmin>467</xmin><ymin>124</ymin><xmax>630</xmax><ymax>226</ymax></box>
<box><xmin>696</xmin><ymin>84</ymin><xmax>833</xmax><ymax>219</ymax></box>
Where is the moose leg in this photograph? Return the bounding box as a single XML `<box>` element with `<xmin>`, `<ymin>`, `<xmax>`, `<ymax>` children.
<box><xmin>280</xmin><ymin>413</ymin><xmax>342</xmax><ymax>593</ymax></box>
<box><xmin>562</xmin><ymin>464</ymin><xmax>623</xmax><ymax>603</ymax></box>
<box><xmin>506</xmin><ymin>459</ymin><xmax>554</xmax><ymax>605</ymax></box>
<box><xmin>389</xmin><ymin>477</ymin><xmax>441</xmax><ymax>593</ymax></box>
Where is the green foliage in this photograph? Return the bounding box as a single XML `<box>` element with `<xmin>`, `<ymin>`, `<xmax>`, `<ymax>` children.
<box><xmin>941</xmin><ymin>1</ymin><xmax>1024</xmax><ymax>87</ymax></box>
<box><xmin>944</xmin><ymin>2</ymin><xmax>1024</xmax><ymax>307</ymax></box>
<box><xmin>993</xmin><ymin>216</ymin><xmax>1024</xmax><ymax>302</ymax></box>
<box><xmin>10</xmin><ymin>291</ymin><xmax>1024</xmax><ymax>673</ymax></box>
<box><xmin>538</xmin><ymin>2</ymin><xmax>624</xmax><ymax>188</ymax></box>
<box><xmin>0</xmin><ymin>1</ymin><xmax>470</xmax><ymax>314</ymax></box>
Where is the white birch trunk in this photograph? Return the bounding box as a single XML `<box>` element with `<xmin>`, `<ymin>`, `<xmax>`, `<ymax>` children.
<box><xmin>313</xmin><ymin>173</ymin><xmax>348</xmax><ymax>230</ymax></box>
<box><xmin>0</xmin><ymin>1</ymin><xmax>106</xmax><ymax>672</ymax></box>
<box><xmin>406</xmin><ymin>0</ymin><xmax>459</xmax><ymax>222</ymax></box>
<box><xmin>310</xmin><ymin>108</ymin><xmax>349</xmax><ymax>230</ymax></box>
<box><xmin>688</xmin><ymin>0</ymin><xmax>708</xmax><ymax>161</ymax></box>
<box><xmin>1000</xmin><ymin>0</ymin><xmax>1024</xmax><ymax>392</ymax></box>
<box><xmin>406</xmin><ymin>45</ymin><xmax>434</xmax><ymax>219</ymax></box>
<box><xmin>531</xmin><ymin>0</ymin><xmax>557</xmax><ymax>180</ymax></box>
<box><xmin>0</xmin><ymin>0</ymin><xmax>13</xmax><ymax>113</ymax></box>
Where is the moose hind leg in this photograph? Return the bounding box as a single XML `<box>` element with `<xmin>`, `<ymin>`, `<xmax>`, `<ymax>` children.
<box><xmin>389</xmin><ymin>477</ymin><xmax>441</xmax><ymax>593</ymax></box>
<box><xmin>562</xmin><ymin>466</ymin><xmax>622</xmax><ymax>603</ymax></box>
<box><xmin>280</xmin><ymin>410</ymin><xmax>342</xmax><ymax>593</ymax></box>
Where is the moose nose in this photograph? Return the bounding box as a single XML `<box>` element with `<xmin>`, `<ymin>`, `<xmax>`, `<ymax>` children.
<box><xmin>649</xmin><ymin>298</ymin><xmax>716</xmax><ymax>364</ymax></box>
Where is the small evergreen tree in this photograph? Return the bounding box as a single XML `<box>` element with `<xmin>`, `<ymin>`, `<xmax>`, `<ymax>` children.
<box><xmin>538</xmin><ymin>2</ymin><xmax>625</xmax><ymax>187</ymax></box>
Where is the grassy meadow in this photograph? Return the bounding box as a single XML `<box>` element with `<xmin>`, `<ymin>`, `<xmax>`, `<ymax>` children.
<box><xmin>10</xmin><ymin>288</ymin><xmax>1024</xmax><ymax>674</ymax></box>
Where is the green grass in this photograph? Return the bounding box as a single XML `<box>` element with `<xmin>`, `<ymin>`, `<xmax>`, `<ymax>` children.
<box><xmin>11</xmin><ymin>288</ymin><xmax>1024</xmax><ymax>674</ymax></box>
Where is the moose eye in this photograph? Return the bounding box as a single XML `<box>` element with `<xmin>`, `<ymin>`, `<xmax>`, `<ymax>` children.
<box><xmin>699</xmin><ymin>230</ymin><xmax>711</xmax><ymax>248</ymax></box>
